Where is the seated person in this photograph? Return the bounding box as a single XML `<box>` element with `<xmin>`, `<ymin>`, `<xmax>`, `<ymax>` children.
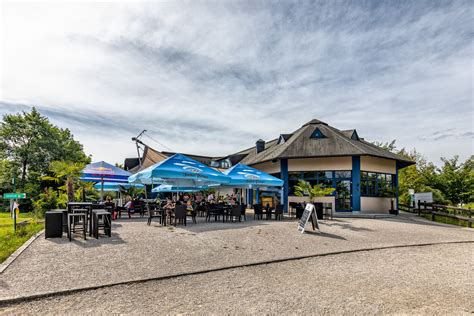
<box><xmin>104</xmin><ymin>196</ymin><xmax>117</xmax><ymax>219</ymax></box>
<box><xmin>164</xmin><ymin>198</ymin><xmax>175</xmax><ymax>219</ymax></box>
<box><xmin>186</xmin><ymin>200</ymin><xmax>194</xmax><ymax>212</ymax></box>
<box><xmin>124</xmin><ymin>195</ymin><xmax>134</xmax><ymax>218</ymax></box>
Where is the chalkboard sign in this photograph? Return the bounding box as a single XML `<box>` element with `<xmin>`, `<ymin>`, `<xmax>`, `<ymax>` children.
<box><xmin>297</xmin><ymin>203</ymin><xmax>320</xmax><ymax>233</ymax></box>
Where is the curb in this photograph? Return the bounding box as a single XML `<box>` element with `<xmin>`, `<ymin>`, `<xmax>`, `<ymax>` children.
<box><xmin>0</xmin><ymin>229</ymin><xmax>44</xmax><ymax>274</ymax></box>
<box><xmin>0</xmin><ymin>240</ymin><xmax>472</xmax><ymax>306</ymax></box>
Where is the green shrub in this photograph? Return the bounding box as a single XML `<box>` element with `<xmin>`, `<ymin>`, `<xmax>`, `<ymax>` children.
<box><xmin>33</xmin><ymin>187</ymin><xmax>58</xmax><ymax>217</ymax></box>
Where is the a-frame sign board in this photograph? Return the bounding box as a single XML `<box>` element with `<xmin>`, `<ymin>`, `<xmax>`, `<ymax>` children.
<box><xmin>297</xmin><ymin>203</ymin><xmax>320</xmax><ymax>233</ymax></box>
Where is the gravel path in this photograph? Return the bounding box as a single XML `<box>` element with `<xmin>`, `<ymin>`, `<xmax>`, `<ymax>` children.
<box><xmin>0</xmin><ymin>213</ymin><xmax>472</xmax><ymax>301</ymax></box>
<box><xmin>1</xmin><ymin>243</ymin><xmax>472</xmax><ymax>314</ymax></box>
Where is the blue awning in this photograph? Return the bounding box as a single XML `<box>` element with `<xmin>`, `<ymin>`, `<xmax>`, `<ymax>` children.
<box><xmin>81</xmin><ymin>161</ymin><xmax>131</xmax><ymax>183</ymax></box>
<box><xmin>222</xmin><ymin>163</ymin><xmax>283</xmax><ymax>188</ymax></box>
<box><xmin>128</xmin><ymin>153</ymin><xmax>230</xmax><ymax>186</ymax></box>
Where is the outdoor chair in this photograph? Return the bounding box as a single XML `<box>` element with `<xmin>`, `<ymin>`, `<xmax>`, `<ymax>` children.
<box><xmin>133</xmin><ymin>201</ymin><xmax>145</xmax><ymax>218</ymax></box>
<box><xmin>206</xmin><ymin>205</ymin><xmax>220</xmax><ymax>222</ymax></box>
<box><xmin>67</xmin><ymin>209</ymin><xmax>88</xmax><ymax>241</ymax></box>
<box><xmin>274</xmin><ymin>205</ymin><xmax>283</xmax><ymax>220</ymax></box>
<box><xmin>240</xmin><ymin>204</ymin><xmax>247</xmax><ymax>221</ymax></box>
<box><xmin>196</xmin><ymin>204</ymin><xmax>206</xmax><ymax>217</ymax></box>
<box><xmin>253</xmin><ymin>204</ymin><xmax>263</xmax><ymax>220</ymax></box>
<box><xmin>263</xmin><ymin>205</ymin><xmax>273</xmax><ymax>220</ymax></box>
<box><xmin>174</xmin><ymin>205</ymin><xmax>187</xmax><ymax>226</ymax></box>
<box><xmin>186</xmin><ymin>205</ymin><xmax>197</xmax><ymax>224</ymax></box>
<box><xmin>147</xmin><ymin>205</ymin><xmax>164</xmax><ymax>226</ymax></box>
<box><xmin>92</xmin><ymin>210</ymin><xmax>112</xmax><ymax>238</ymax></box>
<box><xmin>228</xmin><ymin>205</ymin><xmax>241</xmax><ymax>222</ymax></box>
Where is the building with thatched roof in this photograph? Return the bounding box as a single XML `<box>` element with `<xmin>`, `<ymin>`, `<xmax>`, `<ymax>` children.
<box><xmin>126</xmin><ymin>119</ymin><xmax>414</xmax><ymax>214</ymax></box>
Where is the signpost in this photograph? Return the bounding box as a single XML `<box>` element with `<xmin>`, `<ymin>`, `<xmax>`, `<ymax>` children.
<box><xmin>2</xmin><ymin>192</ymin><xmax>26</xmax><ymax>232</ymax></box>
<box><xmin>3</xmin><ymin>193</ymin><xmax>26</xmax><ymax>199</ymax></box>
<box><xmin>414</xmin><ymin>192</ymin><xmax>433</xmax><ymax>205</ymax></box>
<box><xmin>297</xmin><ymin>203</ymin><xmax>320</xmax><ymax>233</ymax></box>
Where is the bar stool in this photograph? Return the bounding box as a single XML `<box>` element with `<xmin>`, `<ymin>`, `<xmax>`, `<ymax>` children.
<box><xmin>67</xmin><ymin>209</ymin><xmax>88</xmax><ymax>241</ymax></box>
<box><xmin>92</xmin><ymin>210</ymin><xmax>112</xmax><ymax>238</ymax></box>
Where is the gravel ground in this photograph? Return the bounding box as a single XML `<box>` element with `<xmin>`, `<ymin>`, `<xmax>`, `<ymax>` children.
<box><xmin>1</xmin><ymin>243</ymin><xmax>472</xmax><ymax>315</ymax></box>
<box><xmin>0</xmin><ymin>213</ymin><xmax>472</xmax><ymax>301</ymax></box>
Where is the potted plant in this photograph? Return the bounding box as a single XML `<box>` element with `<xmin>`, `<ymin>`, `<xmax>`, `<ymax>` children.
<box><xmin>294</xmin><ymin>180</ymin><xmax>335</xmax><ymax>219</ymax></box>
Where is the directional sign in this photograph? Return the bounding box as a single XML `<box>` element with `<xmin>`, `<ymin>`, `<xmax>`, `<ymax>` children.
<box><xmin>3</xmin><ymin>193</ymin><xmax>26</xmax><ymax>199</ymax></box>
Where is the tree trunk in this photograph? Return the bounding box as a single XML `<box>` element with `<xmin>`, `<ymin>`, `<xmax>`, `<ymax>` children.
<box><xmin>67</xmin><ymin>177</ymin><xmax>74</xmax><ymax>202</ymax></box>
<box><xmin>21</xmin><ymin>159</ymin><xmax>28</xmax><ymax>188</ymax></box>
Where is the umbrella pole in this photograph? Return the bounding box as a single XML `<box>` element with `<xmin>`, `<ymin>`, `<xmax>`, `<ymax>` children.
<box><xmin>101</xmin><ymin>178</ymin><xmax>104</xmax><ymax>201</ymax></box>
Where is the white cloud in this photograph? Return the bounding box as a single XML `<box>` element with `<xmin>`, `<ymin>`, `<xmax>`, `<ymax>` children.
<box><xmin>1</xmin><ymin>0</ymin><xmax>472</xmax><ymax>164</ymax></box>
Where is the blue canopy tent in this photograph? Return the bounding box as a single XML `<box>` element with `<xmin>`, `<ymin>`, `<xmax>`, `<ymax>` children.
<box><xmin>152</xmin><ymin>183</ymin><xmax>218</xmax><ymax>193</ymax></box>
<box><xmin>128</xmin><ymin>153</ymin><xmax>230</xmax><ymax>188</ymax></box>
<box><xmin>93</xmin><ymin>182</ymin><xmax>144</xmax><ymax>192</ymax></box>
<box><xmin>223</xmin><ymin>163</ymin><xmax>284</xmax><ymax>205</ymax></box>
<box><xmin>152</xmin><ymin>185</ymin><xmax>201</xmax><ymax>193</ymax></box>
<box><xmin>81</xmin><ymin>161</ymin><xmax>131</xmax><ymax>200</ymax></box>
<box><xmin>129</xmin><ymin>154</ymin><xmax>230</xmax><ymax>203</ymax></box>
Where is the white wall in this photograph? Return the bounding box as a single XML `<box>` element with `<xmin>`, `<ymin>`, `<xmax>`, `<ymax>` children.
<box><xmin>288</xmin><ymin>196</ymin><xmax>336</xmax><ymax>212</ymax></box>
<box><xmin>361</xmin><ymin>197</ymin><xmax>396</xmax><ymax>214</ymax></box>
<box><xmin>361</xmin><ymin>156</ymin><xmax>396</xmax><ymax>174</ymax></box>
<box><xmin>251</xmin><ymin>161</ymin><xmax>281</xmax><ymax>174</ymax></box>
<box><xmin>288</xmin><ymin>157</ymin><xmax>352</xmax><ymax>171</ymax></box>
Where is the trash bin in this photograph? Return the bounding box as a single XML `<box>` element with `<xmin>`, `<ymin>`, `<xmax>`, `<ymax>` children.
<box><xmin>314</xmin><ymin>203</ymin><xmax>324</xmax><ymax>220</ymax></box>
<box><xmin>45</xmin><ymin>211</ymin><xmax>64</xmax><ymax>238</ymax></box>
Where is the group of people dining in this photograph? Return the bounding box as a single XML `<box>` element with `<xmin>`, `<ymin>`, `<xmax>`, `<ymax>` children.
<box><xmin>101</xmin><ymin>191</ymin><xmax>244</xmax><ymax>220</ymax></box>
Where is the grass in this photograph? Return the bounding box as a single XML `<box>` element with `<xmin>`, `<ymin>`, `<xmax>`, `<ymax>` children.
<box><xmin>420</xmin><ymin>213</ymin><xmax>471</xmax><ymax>228</ymax></box>
<box><xmin>0</xmin><ymin>212</ymin><xmax>44</xmax><ymax>264</ymax></box>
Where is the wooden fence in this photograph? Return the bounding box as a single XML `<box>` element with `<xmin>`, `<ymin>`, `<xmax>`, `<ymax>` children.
<box><xmin>399</xmin><ymin>201</ymin><xmax>472</xmax><ymax>228</ymax></box>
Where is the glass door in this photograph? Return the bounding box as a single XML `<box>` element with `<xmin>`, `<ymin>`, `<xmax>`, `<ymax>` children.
<box><xmin>335</xmin><ymin>179</ymin><xmax>352</xmax><ymax>211</ymax></box>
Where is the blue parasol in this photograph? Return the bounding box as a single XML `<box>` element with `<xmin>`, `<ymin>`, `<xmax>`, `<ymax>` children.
<box><xmin>128</xmin><ymin>153</ymin><xmax>230</xmax><ymax>187</ymax></box>
<box><xmin>93</xmin><ymin>182</ymin><xmax>144</xmax><ymax>192</ymax></box>
<box><xmin>81</xmin><ymin>161</ymin><xmax>131</xmax><ymax>199</ymax></box>
<box><xmin>223</xmin><ymin>163</ymin><xmax>283</xmax><ymax>188</ymax></box>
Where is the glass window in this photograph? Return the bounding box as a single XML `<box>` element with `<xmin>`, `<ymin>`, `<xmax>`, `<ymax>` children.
<box><xmin>360</xmin><ymin>171</ymin><xmax>395</xmax><ymax>197</ymax></box>
<box><xmin>289</xmin><ymin>172</ymin><xmax>302</xmax><ymax>180</ymax></box>
<box><xmin>318</xmin><ymin>179</ymin><xmax>333</xmax><ymax>188</ymax></box>
<box><xmin>335</xmin><ymin>171</ymin><xmax>351</xmax><ymax>178</ymax></box>
<box><xmin>303</xmin><ymin>171</ymin><xmax>317</xmax><ymax>179</ymax></box>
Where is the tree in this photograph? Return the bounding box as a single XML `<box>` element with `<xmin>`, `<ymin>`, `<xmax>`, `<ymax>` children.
<box><xmin>437</xmin><ymin>156</ymin><xmax>474</xmax><ymax>205</ymax></box>
<box><xmin>375</xmin><ymin>140</ymin><xmax>473</xmax><ymax>206</ymax></box>
<box><xmin>293</xmin><ymin>180</ymin><xmax>335</xmax><ymax>202</ymax></box>
<box><xmin>43</xmin><ymin>161</ymin><xmax>85</xmax><ymax>202</ymax></box>
<box><xmin>0</xmin><ymin>107</ymin><xmax>89</xmax><ymax>193</ymax></box>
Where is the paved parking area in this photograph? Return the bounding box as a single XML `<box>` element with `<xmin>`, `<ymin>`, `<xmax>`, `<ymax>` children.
<box><xmin>1</xmin><ymin>242</ymin><xmax>472</xmax><ymax>314</ymax></box>
<box><xmin>0</xmin><ymin>213</ymin><xmax>472</xmax><ymax>302</ymax></box>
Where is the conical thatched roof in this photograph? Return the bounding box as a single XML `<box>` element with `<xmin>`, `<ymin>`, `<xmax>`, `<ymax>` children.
<box><xmin>239</xmin><ymin>119</ymin><xmax>414</xmax><ymax>166</ymax></box>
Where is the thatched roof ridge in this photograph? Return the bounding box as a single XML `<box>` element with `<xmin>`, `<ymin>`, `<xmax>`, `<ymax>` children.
<box><xmin>240</xmin><ymin>119</ymin><xmax>414</xmax><ymax>166</ymax></box>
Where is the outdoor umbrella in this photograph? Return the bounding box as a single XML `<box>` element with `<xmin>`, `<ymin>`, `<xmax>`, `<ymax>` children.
<box><xmin>128</xmin><ymin>153</ymin><xmax>230</xmax><ymax>189</ymax></box>
<box><xmin>93</xmin><ymin>182</ymin><xmax>144</xmax><ymax>192</ymax></box>
<box><xmin>222</xmin><ymin>163</ymin><xmax>284</xmax><ymax>204</ymax></box>
<box><xmin>151</xmin><ymin>183</ymin><xmax>218</xmax><ymax>193</ymax></box>
<box><xmin>152</xmin><ymin>184</ymin><xmax>202</xmax><ymax>193</ymax></box>
<box><xmin>81</xmin><ymin>161</ymin><xmax>131</xmax><ymax>200</ymax></box>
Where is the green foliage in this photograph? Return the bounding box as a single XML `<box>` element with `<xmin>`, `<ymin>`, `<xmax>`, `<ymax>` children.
<box><xmin>293</xmin><ymin>180</ymin><xmax>335</xmax><ymax>202</ymax></box>
<box><xmin>43</xmin><ymin>160</ymin><xmax>85</xmax><ymax>202</ymax></box>
<box><xmin>33</xmin><ymin>188</ymin><xmax>59</xmax><ymax>217</ymax></box>
<box><xmin>0</xmin><ymin>107</ymin><xmax>89</xmax><ymax>195</ymax></box>
<box><xmin>0</xmin><ymin>212</ymin><xmax>44</xmax><ymax>263</ymax></box>
<box><xmin>0</xmin><ymin>108</ymin><xmax>90</xmax><ymax>214</ymax></box>
<box><xmin>377</xmin><ymin>140</ymin><xmax>473</xmax><ymax>206</ymax></box>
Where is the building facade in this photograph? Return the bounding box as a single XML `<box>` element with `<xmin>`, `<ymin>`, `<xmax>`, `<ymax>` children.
<box><xmin>126</xmin><ymin>119</ymin><xmax>414</xmax><ymax>214</ymax></box>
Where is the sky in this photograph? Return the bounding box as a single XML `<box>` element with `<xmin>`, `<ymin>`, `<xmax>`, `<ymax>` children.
<box><xmin>1</xmin><ymin>0</ymin><xmax>473</xmax><ymax>165</ymax></box>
